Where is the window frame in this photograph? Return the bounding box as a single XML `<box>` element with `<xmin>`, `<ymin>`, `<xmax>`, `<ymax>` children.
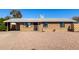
<box><xmin>60</xmin><ymin>22</ymin><xmax>65</xmax><ymax>28</ymax></box>
<box><xmin>24</xmin><ymin>22</ymin><xmax>32</xmax><ymax>27</ymax></box>
<box><xmin>43</xmin><ymin>22</ymin><xmax>48</xmax><ymax>28</ymax></box>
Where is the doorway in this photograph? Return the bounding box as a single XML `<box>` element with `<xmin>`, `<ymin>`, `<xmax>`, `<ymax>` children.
<box><xmin>34</xmin><ymin>22</ymin><xmax>38</xmax><ymax>31</ymax></box>
<box><xmin>10</xmin><ymin>23</ymin><xmax>20</xmax><ymax>31</ymax></box>
<box><xmin>11</xmin><ymin>25</ymin><xmax>16</xmax><ymax>30</ymax></box>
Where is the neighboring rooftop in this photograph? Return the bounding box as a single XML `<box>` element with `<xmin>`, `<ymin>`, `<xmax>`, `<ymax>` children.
<box><xmin>4</xmin><ymin>18</ymin><xmax>76</xmax><ymax>22</ymax></box>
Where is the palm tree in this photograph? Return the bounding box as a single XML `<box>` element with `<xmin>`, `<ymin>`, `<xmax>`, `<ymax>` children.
<box><xmin>10</xmin><ymin>9</ymin><xmax>22</xmax><ymax>18</ymax></box>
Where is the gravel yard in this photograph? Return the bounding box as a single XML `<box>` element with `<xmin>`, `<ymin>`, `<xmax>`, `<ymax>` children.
<box><xmin>0</xmin><ymin>31</ymin><xmax>79</xmax><ymax>50</ymax></box>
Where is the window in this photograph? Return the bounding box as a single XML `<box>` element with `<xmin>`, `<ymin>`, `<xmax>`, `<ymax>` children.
<box><xmin>28</xmin><ymin>23</ymin><xmax>32</xmax><ymax>27</ymax></box>
<box><xmin>24</xmin><ymin>22</ymin><xmax>32</xmax><ymax>27</ymax></box>
<box><xmin>24</xmin><ymin>23</ymin><xmax>28</xmax><ymax>27</ymax></box>
<box><xmin>60</xmin><ymin>22</ymin><xmax>65</xmax><ymax>28</ymax></box>
<box><xmin>43</xmin><ymin>22</ymin><xmax>48</xmax><ymax>28</ymax></box>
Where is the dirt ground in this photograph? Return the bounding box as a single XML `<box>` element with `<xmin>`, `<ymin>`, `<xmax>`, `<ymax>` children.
<box><xmin>0</xmin><ymin>31</ymin><xmax>79</xmax><ymax>50</ymax></box>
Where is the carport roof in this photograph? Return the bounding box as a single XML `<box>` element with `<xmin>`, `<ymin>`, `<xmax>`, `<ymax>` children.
<box><xmin>4</xmin><ymin>18</ymin><xmax>76</xmax><ymax>22</ymax></box>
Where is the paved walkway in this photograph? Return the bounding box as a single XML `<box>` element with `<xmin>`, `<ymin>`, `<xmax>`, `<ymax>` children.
<box><xmin>0</xmin><ymin>31</ymin><xmax>79</xmax><ymax>50</ymax></box>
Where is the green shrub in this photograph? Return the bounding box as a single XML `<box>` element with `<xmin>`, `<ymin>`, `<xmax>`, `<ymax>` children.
<box><xmin>0</xmin><ymin>24</ymin><xmax>7</xmax><ymax>31</ymax></box>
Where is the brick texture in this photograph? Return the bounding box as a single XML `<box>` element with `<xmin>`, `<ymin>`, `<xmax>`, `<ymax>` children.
<box><xmin>19</xmin><ymin>22</ymin><xmax>73</xmax><ymax>32</ymax></box>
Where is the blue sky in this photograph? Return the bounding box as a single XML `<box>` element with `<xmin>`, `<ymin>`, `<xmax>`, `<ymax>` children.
<box><xmin>0</xmin><ymin>9</ymin><xmax>79</xmax><ymax>18</ymax></box>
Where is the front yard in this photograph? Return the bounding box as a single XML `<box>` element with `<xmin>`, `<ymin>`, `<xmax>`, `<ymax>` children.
<box><xmin>0</xmin><ymin>31</ymin><xmax>79</xmax><ymax>50</ymax></box>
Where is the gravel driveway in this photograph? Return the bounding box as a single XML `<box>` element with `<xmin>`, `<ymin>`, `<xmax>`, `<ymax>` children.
<box><xmin>0</xmin><ymin>31</ymin><xmax>79</xmax><ymax>50</ymax></box>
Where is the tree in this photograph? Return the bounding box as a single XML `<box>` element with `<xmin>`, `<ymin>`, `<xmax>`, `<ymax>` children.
<box><xmin>0</xmin><ymin>18</ymin><xmax>7</xmax><ymax>31</ymax></box>
<box><xmin>10</xmin><ymin>9</ymin><xmax>22</xmax><ymax>18</ymax></box>
<box><xmin>5</xmin><ymin>16</ymin><xmax>11</xmax><ymax>20</ymax></box>
<box><xmin>72</xmin><ymin>16</ymin><xmax>79</xmax><ymax>22</ymax></box>
<box><xmin>0</xmin><ymin>24</ymin><xmax>7</xmax><ymax>31</ymax></box>
<box><xmin>0</xmin><ymin>18</ymin><xmax>6</xmax><ymax>23</ymax></box>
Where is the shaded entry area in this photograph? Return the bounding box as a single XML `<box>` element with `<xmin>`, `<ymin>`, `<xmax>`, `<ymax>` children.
<box><xmin>34</xmin><ymin>22</ymin><xmax>38</xmax><ymax>31</ymax></box>
<box><xmin>11</xmin><ymin>23</ymin><xmax>20</xmax><ymax>31</ymax></box>
<box><xmin>11</xmin><ymin>23</ymin><xmax>16</xmax><ymax>31</ymax></box>
<box><xmin>6</xmin><ymin>22</ymin><xmax>20</xmax><ymax>31</ymax></box>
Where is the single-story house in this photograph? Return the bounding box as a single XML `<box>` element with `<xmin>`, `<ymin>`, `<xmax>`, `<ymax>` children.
<box><xmin>4</xmin><ymin>18</ymin><xmax>76</xmax><ymax>32</ymax></box>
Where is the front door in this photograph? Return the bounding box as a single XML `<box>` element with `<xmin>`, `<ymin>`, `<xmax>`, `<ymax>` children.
<box><xmin>34</xmin><ymin>22</ymin><xmax>38</xmax><ymax>31</ymax></box>
<box><xmin>11</xmin><ymin>25</ymin><xmax>16</xmax><ymax>30</ymax></box>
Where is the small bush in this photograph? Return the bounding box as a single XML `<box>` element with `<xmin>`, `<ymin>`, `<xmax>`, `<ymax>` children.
<box><xmin>0</xmin><ymin>24</ymin><xmax>7</xmax><ymax>31</ymax></box>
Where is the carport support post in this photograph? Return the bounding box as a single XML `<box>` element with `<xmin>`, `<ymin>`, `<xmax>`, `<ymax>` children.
<box><xmin>7</xmin><ymin>22</ymin><xmax>8</xmax><ymax>31</ymax></box>
<box><xmin>16</xmin><ymin>23</ymin><xmax>17</xmax><ymax>31</ymax></box>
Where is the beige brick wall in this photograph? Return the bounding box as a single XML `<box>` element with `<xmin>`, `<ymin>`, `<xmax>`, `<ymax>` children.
<box><xmin>19</xmin><ymin>22</ymin><xmax>73</xmax><ymax>32</ymax></box>
<box><xmin>42</xmin><ymin>23</ymin><xmax>72</xmax><ymax>32</ymax></box>
<box><xmin>57</xmin><ymin>23</ymin><xmax>71</xmax><ymax>32</ymax></box>
<box><xmin>20</xmin><ymin>23</ymin><xmax>34</xmax><ymax>31</ymax></box>
<box><xmin>74</xmin><ymin>24</ymin><xmax>79</xmax><ymax>31</ymax></box>
<box><xmin>38</xmin><ymin>22</ymin><xmax>43</xmax><ymax>32</ymax></box>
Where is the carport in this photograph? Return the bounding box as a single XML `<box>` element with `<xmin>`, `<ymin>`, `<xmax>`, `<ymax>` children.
<box><xmin>4</xmin><ymin>22</ymin><xmax>20</xmax><ymax>31</ymax></box>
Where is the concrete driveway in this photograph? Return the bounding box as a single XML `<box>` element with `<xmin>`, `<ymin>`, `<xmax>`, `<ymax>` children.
<box><xmin>0</xmin><ymin>31</ymin><xmax>79</xmax><ymax>50</ymax></box>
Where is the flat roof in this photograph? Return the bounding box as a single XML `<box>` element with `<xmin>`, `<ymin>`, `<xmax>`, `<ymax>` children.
<box><xmin>4</xmin><ymin>18</ymin><xmax>77</xmax><ymax>22</ymax></box>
